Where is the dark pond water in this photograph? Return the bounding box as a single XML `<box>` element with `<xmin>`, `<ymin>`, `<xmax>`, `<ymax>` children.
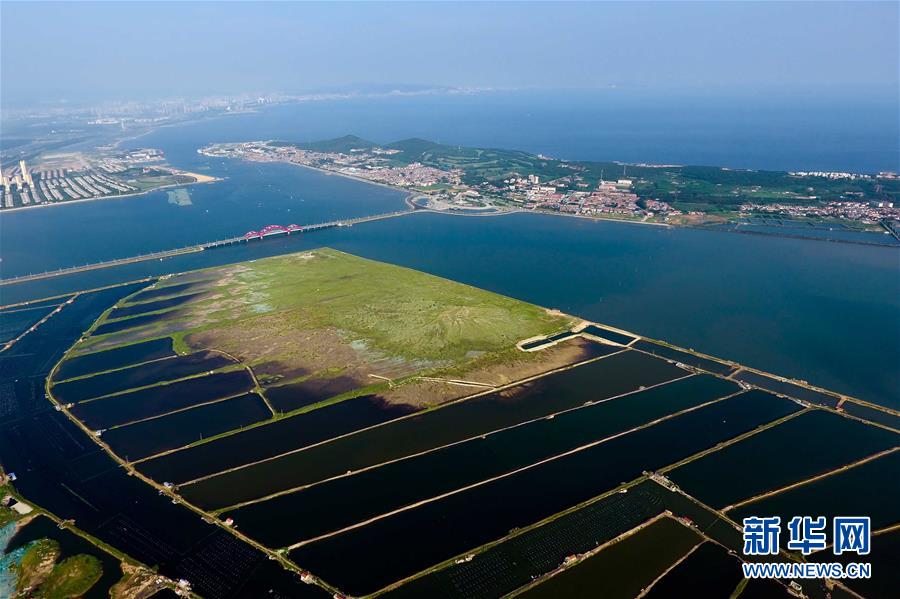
<box><xmin>124</xmin><ymin>281</ymin><xmax>205</xmax><ymax>303</ymax></box>
<box><xmin>521</xmin><ymin>518</ymin><xmax>702</xmax><ymax>599</ymax></box>
<box><xmin>643</xmin><ymin>541</ymin><xmax>743</xmax><ymax>599</ymax></box>
<box><xmin>176</xmin><ymin>350</ymin><xmax>682</xmax><ymax>504</ymax></box>
<box><xmin>140</xmin><ymin>393</ymin><xmax>418</xmax><ymax>485</ymax></box>
<box><xmin>101</xmin><ymin>392</ymin><xmax>271</xmax><ymax>460</ymax></box>
<box><xmin>840</xmin><ymin>402</ymin><xmax>900</xmax><ymax>431</ymax></box>
<box><xmin>55</xmin><ymin>337</ymin><xmax>174</xmax><ymax>381</ymax></box>
<box><xmin>730</xmin><ymin>450</ymin><xmax>900</xmax><ymax>529</ymax></box>
<box><xmin>91</xmin><ymin>309</ymin><xmax>179</xmax><ymax>336</ymax></box>
<box><xmin>0</xmin><ymin>305</ymin><xmax>54</xmax><ymax>343</ymax></box>
<box><xmin>734</xmin><ymin>370</ymin><xmax>840</xmax><ymax>408</ymax></box>
<box><xmin>580</xmin><ymin>325</ymin><xmax>635</xmax><ymax>346</ymax></box>
<box><xmin>811</xmin><ymin>528</ymin><xmax>900</xmax><ymax>599</ymax></box>
<box><xmin>669</xmin><ymin>409</ymin><xmax>899</xmax><ymax>508</ymax></box>
<box><xmin>71</xmin><ymin>369</ymin><xmax>254</xmax><ymax>429</ymax></box>
<box><xmin>740</xmin><ymin>579</ymin><xmax>793</xmax><ymax>599</ymax></box>
<box><xmin>289</xmin><ymin>391</ymin><xmax>798</xmax><ymax>595</ymax></box>
<box><xmin>0</xmin><ymin>288</ymin><xmax>324</xmax><ymax>599</ymax></box>
<box><xmin>0</xmin><ymin>296</ymin><xmax>69</xmax><ymax>311</ymax></box>
<box><xmin>227</xmin><ymin>375</ymin><xmax>739</xmax><ymax>544</ymax></box>
<box><xmin>384</xmin><ymin>480</ymin><xmax>668</xmax><ymax>599</ymax></box>
<box><xmin>107</xmin><ymin>292</ymin><xmax>206</xmax><ymax>319</ymax></box>
<box><xmin>522</xmin><ymin>517</ymin><xmax>701</xmax><ymax>599</ymax></box>
<box><xmin>632</xmin><ymin>339</ymin><xmax>736</xmax><ymax>376</ymax></box>
<box><xmin>52</xmin><ymin>351</ymin><xmax>234</xmax><ymax>402</ymax></box>
<box><xmin>520</xmin><ymin>331</ymin><xmax>577</xmax><ymax>350</ymax></box>
<box><xmin>265</xmin><ymin>375</ymin><xmax>365</xmax><ymax>414</ymax></box>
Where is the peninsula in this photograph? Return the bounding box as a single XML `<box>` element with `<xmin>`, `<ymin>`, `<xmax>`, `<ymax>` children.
<box><xmin>200</xmin><ymin>136</ymin><xmax>900</xmax><ymax>240</ymax></box>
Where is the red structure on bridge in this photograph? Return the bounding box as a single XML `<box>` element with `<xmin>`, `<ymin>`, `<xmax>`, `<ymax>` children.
<box><xmin>243</xmin><ymin>224</ymin><xmax>303</xmax><ymax>239</ymax></box>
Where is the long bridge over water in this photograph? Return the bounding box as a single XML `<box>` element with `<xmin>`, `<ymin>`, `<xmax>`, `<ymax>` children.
<box><xmin>0</xmin><ymin>210</ymin><xmax>413</xmax><ymax>287</ymax></box>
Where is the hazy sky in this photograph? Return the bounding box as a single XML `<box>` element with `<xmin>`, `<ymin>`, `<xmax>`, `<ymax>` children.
<box><xmin>2</xmin><ymin>1</ymin><xmax>898</xmax><ymax>105</ymax></box>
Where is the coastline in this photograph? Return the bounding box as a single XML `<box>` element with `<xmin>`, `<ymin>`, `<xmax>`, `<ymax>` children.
<box><xmin>230</xmin><ymin>154</ymin><xmax>677</xmax><ymax>228</ymax></box>
<box><xmin>223</xmin><ymin>154</ymin><xmax>900</xmax><ymax>246</ymax></box>
<box><xmin>0</xmin><ymin>173</ymin><xmax>221</xmax><ymax>214</ymax></box>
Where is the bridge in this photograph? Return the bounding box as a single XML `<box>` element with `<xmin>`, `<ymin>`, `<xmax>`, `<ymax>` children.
<box><xmin>0</xmin><ymin>210</ymin><xmax>413</xmax><ymax>287</ymax></box>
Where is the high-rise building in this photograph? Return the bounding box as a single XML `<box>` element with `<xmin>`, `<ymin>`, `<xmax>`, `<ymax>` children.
<box><xmin>19</xmin><ymin>160</ymin><xmax>33</xmax><ymax>187</ymax></box>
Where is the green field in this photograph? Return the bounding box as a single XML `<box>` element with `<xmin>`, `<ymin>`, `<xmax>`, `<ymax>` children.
<box><xmin>74</xmin><ymin>249</ymin><xmax>577</xmax><ymax>405</ymax></box>
<box><xmin>38</xmin><ymin>555</ymin><xmax>103</xmax><ymax>599</ymax></box>
<box><xmin>88</xmin><ymin>249</ymin><xmax>570</xmax><ymax>361</ymax></box>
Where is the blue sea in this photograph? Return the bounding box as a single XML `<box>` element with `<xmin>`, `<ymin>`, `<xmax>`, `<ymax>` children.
<box><xmin>0</xmin><ymin>91</ymin><xmax>898</xmax><ymax>408</ymax></box>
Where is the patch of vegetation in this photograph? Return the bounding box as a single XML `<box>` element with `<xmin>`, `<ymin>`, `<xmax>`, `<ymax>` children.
<box><xmin>16</xmin><ymin>539</ymin><xmax>60</xmax><ymax>595</ymax></box>
<box><xmin>295</xmin><ymin>135</ymin><xmax>377</xmax><ymax>153</ymax></box>
<box><xmin>36</xmin><ymin>554</ymin><xmax>103</xmax><ymax>599</ymax></box>
<box><xmin>0</xmin><ymin>504</ymin><xmax>20</xmax><ymax>527</ymax></box>
<box><xmin>78</xmin><ymin>249</ymin><xmax>572</xmax><ymax>365</ymax></box>
<box><xmin>387</xmin><ymin>138</ymin><xmax>573</xmax><ymax>186</ymax></box>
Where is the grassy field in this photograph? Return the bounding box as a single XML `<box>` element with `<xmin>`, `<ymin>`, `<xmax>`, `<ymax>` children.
<box><xmin>163</xmin><ymin>248</ymin><xmax>569</xmax><ymax>361</ymax></box>
<box><xmin>38</xmin><ymin>554</ymin><xmax>103</xmax><ymax>599</ymax></box>
<box><xmin>72</xmin><ymin>249</ymin><xmax>577</xmax><ymax>406</ymax></box>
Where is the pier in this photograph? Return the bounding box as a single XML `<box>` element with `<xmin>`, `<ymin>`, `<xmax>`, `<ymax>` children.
<box><xmin>0</xmin><ymin>210</ymin><xmax>413</xmax><ymax>287</ymax></box>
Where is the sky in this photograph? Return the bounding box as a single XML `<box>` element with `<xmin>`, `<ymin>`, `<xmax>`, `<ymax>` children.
<box><xmin>1</xmin><ymin>1</ymin><xmax>898</xmax><ymax>105</ymax></box>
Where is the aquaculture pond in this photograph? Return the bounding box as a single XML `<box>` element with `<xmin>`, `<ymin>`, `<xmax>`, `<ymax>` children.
<box><xmin>138</xmin><ymin>393</ymin><xmax>419</xmax><ymax>484</ymax></box>
<box><xmin>125</xmin><ymin>281</ymin><xmax>202</xmax><ymax>303</ymax></box>
<box><xmin>71</xmin><ymin>369</ymin><xmax>255</xmax><ymax>429</ymax></box>
<box><xmin>739</xmin><ymin>579</ymin><xmax>793</xmax><ymax>599</ymax></box>
<box><xmin>52</xmin><ymin>351</ymin><xmax>235</xmax><ymax>402</ymax></box>
<box><xmin>642</xmin><ymin>541</ymin><xmax>743</xmax><ymax>599</ymax></box>
<box><xmin>6</xmin><ymin>515</ymin><xmax>123</xmax><ymax>599</ymax></box>
<box><xmin>265</xmin><ymin>375</ymin><xmax>368</xmax><ymax>414</ymax></box>
<box><xmin>0</xmin><ymin>296</ymin><xmax>70</xmax><ymax>311</ymax></box>
<box><xmin>174</xmin><ymin>350</ymin><xmax>686</xmax><ymax>504</ymax></box>
<box><xmin>289</xmin><ymin>391</ymin><xmax>798</xmax><ymax>595</ymax></box>
<box><xmin>519</xmin><ymin>330</ymin><xmax>578</xmax><ymax>350</ymax></box>
<box><xmin>840</xmin><ymin>402</ymin><xmax>900</xmax><ymax>431</ymax></box>
<box><xmin>811</xmin><ymin>528</ymin><xmax>900</xmax><ymax>599</ymax></box>
<box><xmin>223</xmin><ymin>375</ymin><xmax>740</xmax><ymax>542</ymax></box>
<box><xmin>101</xmin><ymin>392</ymin><xmax>272</xmax><ymax>459</ymax></box>
<box><xmin>106</xmin><ymin>291</ymin><xmax>206</xmax><ymax>319</ymax></box>
<box><xmin>0</xmin><ymin>305</ymin><xmax>54</xmax><ymax>343</ymax></box>
<box><xmin>519</xmin><ymin>518</ymin><xmax>701</xmax><ymax>599</ymax></box>
<box><xmin>631</xmin><ymin>339</ymin><xmax>736</xmax><ymax>376</ymax></box>
<box><xmin>733</xmin><ymin>370</ymin><xmax>840</xmax><ymax>407</ymax></box>
<box><xmin>730</xmin><ymin>450</ymin><xmax>900</xmax><ymax>529</ymax></box>
<box><xmin>580</xmin><ymin>325</ymin><xmax>636</xmax><ymax>346</ymax></box>
<box><xmin>54</xmin><ymin>337</ymin><xmax>175</xmax><ymax>381</ymax></box>
<box><xmin>0</xmin><ymin>285</ymin><xmax>329</xmax><ymax>599</ymax></box>
<box><xmin>89</xmin><ymin>309</ymin><xmax>181</xmax><ymax>336</ymax></box>
<box><xmin>669</xmin><ymin>410</ymin><xmax>899</xmax><ymax>508</ymax></box>
<box><xmin>383</xmin><ymin>480</ymin><xmax>670</xmax><ymax>599</ymax></box>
